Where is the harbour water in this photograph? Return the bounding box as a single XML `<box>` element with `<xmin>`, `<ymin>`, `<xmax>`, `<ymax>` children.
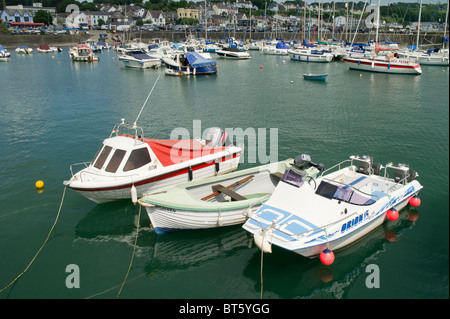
<box><xmin>0</xmin><ymin>48</ymin><xmax>448</xmax><ymax>300</ymax></box>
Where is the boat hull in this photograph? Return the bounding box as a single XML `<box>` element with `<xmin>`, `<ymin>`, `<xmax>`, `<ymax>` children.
<box><xmin>288</xmin><ymin>50</ymin><xmax>333</xmax><ymax>62</ymax></box>
<box><xmin>291</xmin><ymin>198</ymin><xmax>410</xmax><ymax>258</ymax></box>
<box><xmin>68</xmin><ymin>152</ymin><xmax>240</xmax><ymax>204</ymax></box>
<box><xmin>164</xmin><ymin>63</ymin><xmax>217</xmax><ymax>75</ymax></box>
<box><xmin>141</xmin><ymin>160</ymin><xmax>303</xmax><ymax>234</ymax></box>
<box><xmin>119</xmin><ymin>57</ymin><xmax>161</xmax><ymax>69</ymax></box>
<box><xmin>343</xmin><ymin>57</ymin><xmax>422</xmax><ymax>74</ymax></box>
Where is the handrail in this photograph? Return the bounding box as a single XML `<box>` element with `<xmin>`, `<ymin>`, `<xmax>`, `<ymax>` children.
<box><xmin>321</xmin><ymin>177</ymin><xmax>380</xmax><ymax>202</ymax></box>
<box><xmin>319</xmin><ymin>159</ymin><xmax>353</xmax><ymax>177</ymax></box>
<box><xmin>69</xmin><ymin>162</ymin><xmax>91</xmax><ymax>177</ymax></box>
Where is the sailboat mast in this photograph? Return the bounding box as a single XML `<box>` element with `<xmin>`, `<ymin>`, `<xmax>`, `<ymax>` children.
<box><xmin>444</xmin><ymin>0</ymin><xmax>449</xmax><ymax>49</ymax></box>
<box><xmin>375</xmin><ymin>0</ymin><xmax>380</xmax><ymax>43</ymax></box>
<box><xmin>416</xmin><ymin>0</ymin><xmax>423</xmax><ymax>49</ymax></box>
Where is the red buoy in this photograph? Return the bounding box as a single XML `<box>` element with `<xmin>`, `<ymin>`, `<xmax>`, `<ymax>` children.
<box><xmin>320</xmin><ymin>249</ymin><xmax>335</xmax><ymax>265</ymax></box>
<box><xmin>387</xmin><ymin>208</ymin><xmax>399</xmax><ymax>221</ymax></box>
<box><xmin>409</xmin><ymin>196</ymin><xmax>421</xmax><ymax>207</ymax></box>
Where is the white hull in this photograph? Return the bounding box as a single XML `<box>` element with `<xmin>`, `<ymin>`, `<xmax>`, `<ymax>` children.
<box><xmin>119</xmin><ymin>57</ymin><xmax>161</xmax><ymax>69</ymax></box>
<box><xmin>288</xmin><ymin>49</ymin><xmax>333</xmax><ymax>62</ymax></box>
<box><xmin>216</xmin><ymin>50</ymin><xmax>251</xmax><ymax>59</ymax></box>
<box><xmin>69</xmin><ymin>153</ymin><xmax>240</xmax><ymax>204</ymax></box>
<box><xmin>343</xmin><ymin>57</ymin><xmax>422</xmax><ymax>74</ymax></box>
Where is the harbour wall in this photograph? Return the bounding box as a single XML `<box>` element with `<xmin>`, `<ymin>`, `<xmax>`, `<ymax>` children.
<box><xmin>1</xmin><ymin>31</ymin><xmax>446</xmax><ymax>48</ymax></box>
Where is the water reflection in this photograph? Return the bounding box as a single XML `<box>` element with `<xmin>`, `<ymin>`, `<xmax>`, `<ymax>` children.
<box><xmin>242</xmin><ymin>208</ymin><xmax>420</xmax><ymax>299</ymax></box>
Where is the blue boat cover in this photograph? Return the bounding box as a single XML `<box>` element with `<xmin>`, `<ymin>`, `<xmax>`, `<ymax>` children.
<box><xmin>18</xmin><ymin>45</ymin><xmax>30</xmax><ymax>49</ymax></box>
<box><xmin>276</xmin><ymin>42</ymin><xmax>289</xmax><ymax>49</ymax></box>
<box><xmin>130</xmin><ymin>52</ymin><xmax>153</xmax><ymax>60</ymax></box>
<box><xmin>185</xmin><ymin>52</ymin><xmax>216</xmax><ymax>68</ymax></box>
<box><xmin>148</xmin><ymin>44</ymin><xmax>158</xmax><ymax>50</ymax></box>
<box><xmin>302</xmin><ymin>39</ymin><xmax>317</xmax><ymax>47</ymax></box>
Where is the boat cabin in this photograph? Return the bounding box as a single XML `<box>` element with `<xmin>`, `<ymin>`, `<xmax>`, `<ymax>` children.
<box><xmin>90</xmin><ymin>135</ymin><xmax>156</xmax><ymax>175</ymax></box>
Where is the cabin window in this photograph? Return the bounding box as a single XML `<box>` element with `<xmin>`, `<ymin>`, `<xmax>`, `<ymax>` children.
<box><xmin>281</xmin><ymin>169</ymin><xmax>305</xmax><ymax>187</ymax></box>
<box><xmin>105</xmin><ymin>149</ymin><xmax>126</xmax><ymax>173</ymax></box>
<box><xmin>123</xmin><ymin>147</ymin><xmax>151</xmax><ymax>172</ymax></box>
<box><xmin>93</xmin><ymin>145</ymin><xmax>112</xmax><ymax>169</ymax></box>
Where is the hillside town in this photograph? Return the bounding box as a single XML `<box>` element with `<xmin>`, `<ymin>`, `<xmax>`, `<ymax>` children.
<box><xmin>1</xmin><ymin>0</ymin><xmax>448</xmax><ymax>35</ymax></box>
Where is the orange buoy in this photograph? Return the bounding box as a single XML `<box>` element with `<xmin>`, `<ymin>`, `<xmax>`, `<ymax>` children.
<box><xmin>409</xmin><ymin>195</ymin><xmax>421</xmax><ymax>207</ymax></box>
<box><xmin>320</xmin><ymin>249</ymin><xmax>335</xmax><ymax>265</ymax></box>
<box><xmin>387</xmin><ymin>208</ymin><xmax>399</xmax><ymax>221</ymax></box>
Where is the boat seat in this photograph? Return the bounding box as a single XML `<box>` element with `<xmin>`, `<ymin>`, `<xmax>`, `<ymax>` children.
<box><xmin>211</xmin><ymin>184</ymin><xmax>247</xmax><ymax>201</ymax></box>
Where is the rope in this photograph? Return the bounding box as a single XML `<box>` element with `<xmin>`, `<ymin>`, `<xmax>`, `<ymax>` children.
<box><xmin>116</xmin><ymin>204</ymin><xmax>141</xmax><ymax>299</ymax></box>
<box><xmin>0</xmin><ymin>186</ymin><xmax>67</xmax><ymax>294</ymax></box>
<box><xmin>260</xmin><ymin>231</ymin><xmax>265</xmax><ymax>299</ymax></box>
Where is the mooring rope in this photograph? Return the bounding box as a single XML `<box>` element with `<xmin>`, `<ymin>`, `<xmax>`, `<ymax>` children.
<box><xmin>0</xmin><ymin>186</ymin><xmax>67</xmax><ymax>294</ymax></box>
<box><xmin>116</xmin><ymin>204</ymin><xmax>142</xmax><ymax>299</ymax></box>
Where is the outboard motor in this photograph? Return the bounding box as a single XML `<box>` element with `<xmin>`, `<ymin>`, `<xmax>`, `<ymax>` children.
<box><xmin>393</xmin><ymin>163</ymin><xmax>409</xmax><ymax>183</ymax></box>
<box><xmin>204</xmin><ymin>127</ymin><xmax>231</xmax><ymax>147</ymax></box>
<box><xmin>356</xmin><ymin>155</ymin><xmax>373</xmax><ymax>175</ymax></box>
<box><xmin>294</xmin><ymin>154</ymin><xmax>324</xmax><ymax>171</ymax></box>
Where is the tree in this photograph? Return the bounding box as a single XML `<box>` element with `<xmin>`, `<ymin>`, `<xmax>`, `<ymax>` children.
<box><xmin>33</xmin><ymin>9</ymin><xmax>54</xmax><ymax>25</ymax></box>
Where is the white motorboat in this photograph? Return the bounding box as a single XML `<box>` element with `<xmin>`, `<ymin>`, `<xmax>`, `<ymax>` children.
<box><xmin>118</xmin><ymin>49</ymin><xmax>161</xmax><ymax>69</ymax></box>
<box><xmin>138</xmin><ymin>156</ymin><xmax>323</xmax><ymax>235</ymax></box>
<box><xmin>36</xmin><ymin>45</ymin><xmax>60</xmax><ymax>53</ymax></box>
<box><xmin>215</xmin><ymin>47</ymin><xmax>251</xmax><ymax>59</ymax></box>
<box><xmin>64</xmin><ymin>120</ymin><xmax>241</xmax><ymax>204</ymax></box>
<box><xmin>0</xmin><ymin>46</ymin><xmax>11</xmax><ymax>61</ymax></box>
<box><xmin>261</xmin><ymin>42</ymin><xmax>290</xmax><ymax>55</ymax></box>
<box><xmin>400</xmin><ymin>48</ymin><xmax>449</xmax><ymax>66</ymax></box>
<box><xmin>162</xmin><ymin>52</ymin><xmax>217</xmax><ymax>75</ymax></box>
<box><xmin>15</xmin><ymin>46</ymin><xmax>33</xmax><ymax>54</ymax></box>
<box><xmin>69</xmin><ymin>44</ymin><xmax>99</xmax><ymax>62</ymax></box>
<box><xmin>243</xmin><ymin>155</ymin><xmax>423</xmax><ymax>262</ymax></box>
<box><xmin>288</xmin><ymin>48</ymin><xmax>333</xmax><ymax>62</ymax></box>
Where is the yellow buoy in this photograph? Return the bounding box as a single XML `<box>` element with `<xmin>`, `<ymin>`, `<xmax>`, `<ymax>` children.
<box><xmin>35</xmin><ymin>180</ymin><xmax>44</xmax><ymax>189</ymax></box>
<box><xmin>360</xmin><ymin>74</ymin><xmax>362</xmax><ymax>77</ymax></box>
<box><xmin>52</xmin><ymin>56</ymin><xmax>54</xmax><ymax>59</ymax></box>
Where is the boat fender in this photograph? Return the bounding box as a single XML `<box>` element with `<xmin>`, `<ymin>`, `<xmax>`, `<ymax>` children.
<box><xmin>254</xmin><ymin>232</ymin><xmax>272</xmax><ymax>253</ymax></box>
<box><xmin>188</xmin><ymin>167</ymin><xmax>193</xmax><ymax>181</ymax></box>
<box><xmin>386</xmin><ymin>208</ymin><xmax>399</xmax><ymax>221</ymax></box>
<box><xmin>215</xmin><ymin>160</ymin><xmax>220</xmax><ymax>174</ymax></box>
<box><xmin>409</xmin><ymin>195</ymin><xmax>421</xmax><ymax>207</ymax></box>
<box><xmin>320</xmin><ymin>249</ymin><xmax>335</xmax><ymax>265</ymax></box>
<box><xmin>131</xmin><ymin>185</ymin><xmax>137</xmax><ymax>204</ymax></box>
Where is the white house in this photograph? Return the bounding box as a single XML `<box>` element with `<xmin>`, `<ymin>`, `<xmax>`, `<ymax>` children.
<box><xmin>1</xmin><ymin>9</ymin><xmax>34</xmax><ymax>23</ymax></box>
<box><xmin>142</xmin><ymin>10</ymin><xmax>165</xmax><ymax>26</ymax></box>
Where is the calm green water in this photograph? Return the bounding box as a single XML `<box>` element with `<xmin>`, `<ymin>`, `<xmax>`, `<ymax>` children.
<box><xmin>0</xmin><ymin>48</ymin><xmax>448</xmax><ymax>300</ymax></box>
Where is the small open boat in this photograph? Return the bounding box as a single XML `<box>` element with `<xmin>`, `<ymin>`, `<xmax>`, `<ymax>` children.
<box><xmin>243</xmin><ymin>155</ymin><xmax>423</xmax><ymax>260</ymax></box>
<box><xmin>139</xmin><ymin>155</ymin><xmax>323</xmax><ymax>234</ymax></box>
<box><xmin>303</xmin><ymin>73</ymin><xmax>328</xmax><ymax>81</ymax></box>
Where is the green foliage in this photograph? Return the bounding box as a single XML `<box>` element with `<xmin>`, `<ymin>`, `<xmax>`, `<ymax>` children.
<box><xmin>33</xmin><ymin>9</ymin><xmax>53</xmax><ymax>25</ymax></box>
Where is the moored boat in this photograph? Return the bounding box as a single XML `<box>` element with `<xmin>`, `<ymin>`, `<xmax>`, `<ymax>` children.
<box><xmin>139</xmin><ymin>155</ymin><xmax>323</xmax><ymax>234</ymax></box>
<box><xmin>243</xmin><ymin>155</ymin><xmax>423</xmax><ymax>261</ymax></box>
<box><xmin>343</xmin><ymin>53</ymin><xmax>422</xmax><ymax>75</ymax></box>
<box><xmin>15</xmin><ymin>46</ymin><xmax>33</xmax><ymax>54</ymax></box>
<box><xmin>303</xmin><ymin>73</ymin><xmax>328</xmax><ymax>81</ymax></box>
<box><xmin>118</xmin><ymin>49</ymin><xmax>161</xmax><ymax>69</ymax></box>
<box><xmin>215</xmin><ymin>47</ymin><xmax>251</xmax><ymax>59</ymax></box>
<box><xmin>69</xmin><ymin>44</ymin><xmax>99</xmax><ymax>62</ymax></box>
<box><xmin>162</xmin><ymin>52</ymin><xmax>217</xmax><ymax>75</ymax></box>
<box><xmin>288</xmin><ymin>48</ymin><xmax>333</xmax><ymax>62</ymax></box>
<box><xmin>0</xmin><ymin>45</ymin><xmax>11</xmax><ymax>61</ymax></box>
<box><xmin>64</xmin><ymin>120</ymin><xmax>241</xmax><ymax>204</ymax></box>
